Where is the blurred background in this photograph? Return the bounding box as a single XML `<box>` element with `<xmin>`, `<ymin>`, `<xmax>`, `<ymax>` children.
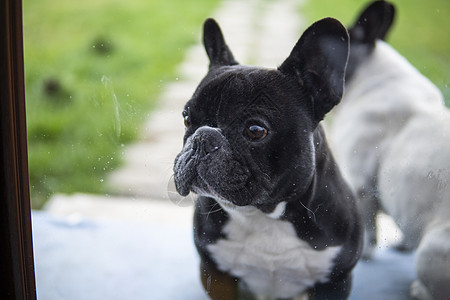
<box><xmin>23</xmin><ymin>0</ymin><xmax>221</xmax><ymax>208</ymax></box>
<box><xmin>23</xmin><ymin>0</ymin><xmax>449</xmax><ymax>209</ymax></box>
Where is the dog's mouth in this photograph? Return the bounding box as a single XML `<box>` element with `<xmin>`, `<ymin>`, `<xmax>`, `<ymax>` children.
<box><xmin>192</xmin><ymin>182</ymin><xmax>259</xmax><ymax>214</ymax></box>
<box><xmin>191</xmin><ymin>180</ymin><xmax>224</xmax><ymax>201</ymax></box>
<box><xmin>188</xmin><ymin>170</ymin><xmax>255</xmax><ymax>207</ymax></box>
<box><xmin>173</xmin><ymin>144</ymin><xmax>255</xmax><ymax>207</ymax></box>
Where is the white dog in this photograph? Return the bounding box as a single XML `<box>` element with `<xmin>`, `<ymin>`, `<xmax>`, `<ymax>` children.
<box><xmin>327</xmin><ymin>1</ymin><xmax>450</xmax><ymax>299</ymax></box>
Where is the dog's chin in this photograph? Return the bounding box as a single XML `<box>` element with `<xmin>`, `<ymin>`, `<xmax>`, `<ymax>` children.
<box><xmin>192</xmin><ymin>184</ymin><xmax>259</xmax><ymax>215</ymax></box>
<box><xmin>191</xmin><ymin>184</ymin><xmax>225</xmax><ymax>202</ymax></box>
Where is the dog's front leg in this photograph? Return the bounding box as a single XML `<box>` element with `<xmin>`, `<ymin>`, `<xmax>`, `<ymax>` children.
<box><xmin>358</xmin><ymin>189</ymin><xmax>380</xmax><ymax>260</ymax></box>
<box><xmin>200</xmin><ymin>260</ymin><xmax>238</xmax><ymax>300</ymax></box>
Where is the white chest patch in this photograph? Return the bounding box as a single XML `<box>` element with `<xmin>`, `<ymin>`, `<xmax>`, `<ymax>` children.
<box><xmin>207</xmin><ymin>203</ymin><xmax>342</xmax><ymax>299</ymax></box>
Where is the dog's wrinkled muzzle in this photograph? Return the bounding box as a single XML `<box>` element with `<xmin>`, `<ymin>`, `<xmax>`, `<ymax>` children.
<box><xmin>173</xmin><ymin>126</ymin><xmax>250</xmax><ymax>201</ymax></box>
<box><xmin>173</xmin><ymin>126</ymin><xmax>226</xmax><ymax>196</ymax></box>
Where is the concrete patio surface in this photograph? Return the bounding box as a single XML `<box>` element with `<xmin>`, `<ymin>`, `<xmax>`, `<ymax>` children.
<box><xmin>33</xmin><ymin>0</ymin><xmax>417</xmax><ymax>298</ymax></box>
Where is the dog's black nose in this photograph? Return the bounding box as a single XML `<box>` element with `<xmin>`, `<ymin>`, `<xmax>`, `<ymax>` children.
<box><xmin>191</xmin><ymin>127</ymin><xmax>223</xmax><ymax>155</ymax></box>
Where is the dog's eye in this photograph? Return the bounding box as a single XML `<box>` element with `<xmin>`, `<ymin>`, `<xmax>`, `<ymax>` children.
<box><xmin>184</xmin><ymin>115</ymin><xmax>191</xmax><ymax>128</ymax></box>
<box><xmin>246</xmin><ymin>125</ymin><xmax>268</xmax><ymax>141</ymax></box>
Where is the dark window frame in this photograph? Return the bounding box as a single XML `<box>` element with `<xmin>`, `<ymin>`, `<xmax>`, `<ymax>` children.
<box><xmin>1</xmin><ymin>0</ymin><xmax>37</xmax><ymax>298</ymax></box>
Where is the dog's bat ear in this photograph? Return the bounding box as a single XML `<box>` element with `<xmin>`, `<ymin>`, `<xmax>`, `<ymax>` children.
<box><xmin>349</xmin><ymin>0</ymin><xmax>396</xmax><ymax>44</ymax></box>
<box><xmin>279</xmin><ymin>18</ymin><xmax>349</xmax><ymax>122</ymax></box>
<box><xmin>203</xmin><ymin>18</ymin><xmax>239</xmax><ymax>68</ymax></box>
<box><xmin>344</xmin><ymin>1</ymin><xmax>395</xmax><ymax>82</ymax></box>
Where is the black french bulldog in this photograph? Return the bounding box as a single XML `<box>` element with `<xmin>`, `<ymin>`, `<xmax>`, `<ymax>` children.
<box><xmin>173</xmin><ymin>17</ymin><xmax>362</xmax><ymax>300</ymax></box>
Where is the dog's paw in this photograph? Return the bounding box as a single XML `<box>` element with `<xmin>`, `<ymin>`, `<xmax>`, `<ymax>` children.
<box><xmin>361</xmin><ymin>234</ymin><xmax>376</xmax><ymax>261</ymax></box>
<box><xmin>361</xmin><ymin>246</ymin><xmax>375</xmax><ymax>261</ymax></box>
<box><xmin>410</xmin><ymin>280</ymin><xmax>433</xmax><ymax>300</ymax></box>
<box><xmin>393</xmin><ymin>240</ymin><xmax>415</xmax><ymax>253</ymax></box>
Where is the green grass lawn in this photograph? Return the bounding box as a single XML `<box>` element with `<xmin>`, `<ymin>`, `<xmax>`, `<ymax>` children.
<box><xmin>24</xmin><ymin>0</ymin><xmax>220</xmax><ymax>208</ymax></box>
<box><xmin>301</xmin><ymin>0</ymin><xmax>450</xmax><ymax>105</ymax></box>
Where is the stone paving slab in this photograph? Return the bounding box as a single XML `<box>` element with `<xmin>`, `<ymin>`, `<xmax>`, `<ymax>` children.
<box><xmin>32</xmin><ymin>211</ymin><xmax>206</xmax><ymax>300</ymax></box>
<box><xmin>44</xmin><ymin>193</ymin><xmax>193</xmax><ymax>225</ymax></box>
